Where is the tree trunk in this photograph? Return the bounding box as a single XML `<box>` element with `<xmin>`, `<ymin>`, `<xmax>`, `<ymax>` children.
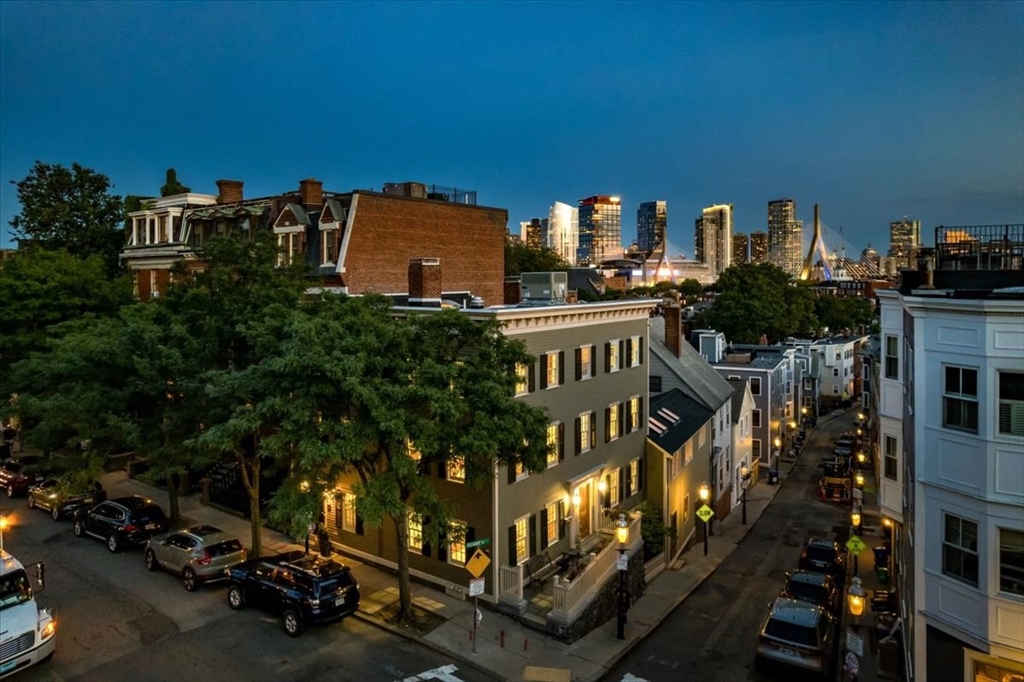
<box><xmin>165</xmin><ymin>473</ymin><xmax>181</xmax><ymax>523</ymax></box>
<box><xmin>235</xmin><ymin>445</ymin><xmax>262</xmax><ymax>559</ymax></box>
<box><xmin>393</xmin><ymin>512</ymin><xmax>412</xmax><ymax>623</ymax></box>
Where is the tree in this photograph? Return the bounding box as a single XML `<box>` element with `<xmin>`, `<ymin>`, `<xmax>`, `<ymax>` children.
<box><xmin>0</xmin><ymin>248</ymin><xmax>132</xmax><ymax>388</ymax></box>
<box><xmin>815</xmin><ymin>295</ymin><xmax>874</xmax><ymax>334</ymax></box>
<box><xmin>505</xmin><ymin>239</ymin><xmax>569</xmax><ymax>276</ymax></box>
<box><xmin>9</xmin><ymin>161</ymin><xmax>125</xmax><ymax>273</ymax></box>
<box><xmin>706</xmin><ymin>263</ymin><xmax>813</xmax><ymax>343</ymax></box>
<box><xmin>160</xmin><ymin>168</ymin><xmax>190</xmax><ymax>197</ymax></box>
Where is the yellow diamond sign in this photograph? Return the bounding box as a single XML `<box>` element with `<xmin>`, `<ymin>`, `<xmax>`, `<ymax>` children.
<box><xmin>846</xmin><ymin>535</ymin><xmax>867</xmax><ymax>554</ymax></box>
<box><xmin>696</xmin><ymin>504</ymin><xmax>715</xmax><ymax>523</ymax></box>
<box><xmin>465</xmin><ymin>548</ymin><xmax>491</xmax><ymax>579</ymax></box>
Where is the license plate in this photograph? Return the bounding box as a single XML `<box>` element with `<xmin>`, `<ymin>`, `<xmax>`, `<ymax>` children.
<box><xmin>145</xmin><ymin>523</ymin><xmax>158</xmax><ymax>530</ymax></box>
<box><xmin>336</xmin><ymin>595</ymin><xmax>344</xmax><ymax>605</ymax></box>
<box><xmin>84</xmin><ymin>497</ymin><xmax>94</xmax><ymax>504</ymax></box>
<box><xmin>1</xmin><ymin>660</ymin><xmax>16</xmax><ymax>674</ymax></box>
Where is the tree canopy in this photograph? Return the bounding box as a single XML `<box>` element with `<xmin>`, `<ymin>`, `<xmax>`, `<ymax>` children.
<box><xmin>160</xmin><ymin>168</ymin><xmax>190</xmax><ymax>196</ymax></box>
<box><xmin>505</xmin><ymin>239</ymin><xmax>569</xmax><ymax>276</ymax></box>
<box><xmin>705</xmin><ymin>263</ymin><xmax>818</xmax><ymax>343</ymax></box>
<box><xmin>8</xmin><ymin>161</ymin><xmax>125</xmax><ymax>273</ymax></box>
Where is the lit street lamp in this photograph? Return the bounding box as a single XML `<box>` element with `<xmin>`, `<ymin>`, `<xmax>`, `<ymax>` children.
<box><xmin>615</xmin><ymin>513</ymin><xmax>629</xmax><ymax>640</ymax></box>
<box><xmin>0</xmin><ymin>514</ymin><xmax>9</xmax><ymax>552</ymax></box>
<box><xmin>740</xmin><ymin>464</ymin><xmax>752</xmax><ymax>525</ymax></box>
<box><xmin>698</xmin><ymin>482</ymin><xmax>710</xmax><ymax>556</ymax></box>
<box><xmin>855</xmin><ymin>472</ymin><xmax>865</xmax><ymax>488</ymax></box>
<box><xmin>851</xmin><ymin>509</ymin><xmax>862</xmax><ymax>574</ymax></box>
<box><xmin>847</xmin><ymin>576</ymin><xmax>866</xmax><ymax>625</ymax></box>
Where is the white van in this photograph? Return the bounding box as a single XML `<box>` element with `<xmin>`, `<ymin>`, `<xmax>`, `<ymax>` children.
<box><xmin>0</xmin><ymin>550</ymin><xmax>55</xmax><ymax>678</ymax></box>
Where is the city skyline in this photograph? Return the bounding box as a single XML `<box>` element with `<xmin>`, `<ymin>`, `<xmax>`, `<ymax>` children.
<box><xmin>1</xmin><ymin>2</ymin><xmax>1022</xmax><ymax>255</ymax></box>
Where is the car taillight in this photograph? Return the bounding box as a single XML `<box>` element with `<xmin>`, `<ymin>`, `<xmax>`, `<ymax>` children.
<box><xmin>198</xmin><ymin>549</ymin><xmax>211</xmax><ymax>566</ymax></box>
<box><xmin>123</xmin><ymin>524</ymin><xmax>138</xmax><ymax>533</ymax></box>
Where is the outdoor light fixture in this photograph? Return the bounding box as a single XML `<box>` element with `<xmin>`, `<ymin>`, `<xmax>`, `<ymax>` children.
<box><xmin>857</xmin><ymin>428</ymin><xmax>863</xmax><ymax>436</ymax></box>
<box><xmin>299</xmin><ymin>480</ymin><xmax>311</xmax><ymax>493</ymax></box>
<box><xmin>598</xmin><ymin>477</ymin><xmax>608</xmax><ymax>495</ymax></box>
<box><xmin>857</xmin><ymin>452</ymin><xmax>866</xmax><ymax>464</ymax></box>
<box><xmin>616</xmin><ymin>513</ymin><xmax>630</xmax><ymax>640</ymax></box>
<box><xmin>698</xmin><ymin>482</ymin><xmax>711</xmax><ymax>556</ymax></box>
<box><xmin>847</xmin><ymin>576</ymin><xmax>866</xmax><ymax>621</ymax></box>
<box><xmin>851</xmin><ymin>510</ymin><xmax>862</xmax><ymax>529</ymax></box>
<box><xmin>789</xmin><ymin>421</ymin><xmax>797</xmax><ymax>430</ymax></box>
<box><xmin>801</xmin><ymin>406</ymin><xmax>808</xmax><ymax>415</ymax></box>
<box><xmin>883</xmin><ymin>518</ymin><xmax>893</xmax><ymax>528</ymax></box>
<box><xmin>740</xmin><ymin>464</ymin><xmax>752</xmax><ymax>525</ymax></box>
<box><xmin>855</xmin><ymin>472</ymin><xmax>865</xmax><ymax>487</ymax></box>
<box><xmin>572</xmin><ymin>489</ymin><xmax>581</xmax><ymax>512</ymax></box>
<box><xmin>615</xmin><ymin>513</ymin><xmax>629</xmax><ymax>545</ymax></box>
<box><xmin>774</xmin><ymin>437</ymin><xmax>782</xmax><ymax>449</ymax></box>
<box><xmin>0</xmin><ymin>514</ymin><xmax>9</xmax><ymax>552</ymax></box>
<box><xmin>858</xmin><ymin>412</ymin><xmax>865</xmax><ymax>421</ymax></box>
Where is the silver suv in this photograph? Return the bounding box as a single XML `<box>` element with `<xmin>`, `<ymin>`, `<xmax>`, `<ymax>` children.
<box><xmin>755</xmin><ymin>597</ymin><xmax>836</xmax><ymax>679</ymax></box>
<box><xmin>144</xmin><ymin>525</ymin><xmax>246</xmax><ymax>591</ymax></box>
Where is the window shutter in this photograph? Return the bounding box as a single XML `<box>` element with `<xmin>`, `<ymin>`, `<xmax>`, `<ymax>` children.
<box><xmin>421</xmin><ymin>516</ymin><xmax>432</xmax><ymax>558</ymax></box>
<box><xmin>529</xmin><ymin>514</ymin><xmax>537</xmax><ymax>557</ymax></box>
<box><xmin>638</xmin><ymin>459</ymin><xmax>645</xmax><ymax>493</ymax></box>
<box><xmin>528</xmin><ymin>361</ymin><xmax>536</xmax><ymax>392</ymax></box>
<box><xmin>558</xmin><ymin>351</ymin><xmax>565</xmax><ymax>386</ymax></box>
<box><xmin>625</xmin><ymin>401</ymin><xmax>633</xmax><ymax>433</ymax></box>
<box><xmin>603</xmin><ymin>475</ymin><xmax>611</xmax><ymax>509</ymax></box>
<box><xmin>558</xmin><ymin>502</ymin><xmax>567</xmax><ymax>539</ymax></box>
<box><xmin>619</xmin><ymin>339</ymin><xmax>626</xmax><ymax>366</ymax></box>
<box><xmin>605</xmin><ymin>342</ymin><xmax>612</xmax><ymax>373</ymax></box>
<box><xmin>539</xmin><ymin>508</ymin><xmax>549</xmax><ymax>550</ymax></box>
<box><xmin>626</xmin><ymin>338</ymin><xmax>633</xmax><ymax>366</ymax></box>
<box><xmin>539</xmin><ymin>354</ymin><xmax>549</xmax><ymax>390</ymax></box>
<box><xmin>438</xmin><ymin>531</ymin><xmax>447</xmax><ymax>563</ymax></box>
<box><xmin>508</xmin><ymin>525</ymin><xmax>518</xmax><ymax>566</ymax></box>
<box><xmin>639</xmin><ymin>336</ymin><xmax>644</xmax><ymax>365</ymax></box>
<box><xmin>618</xmin><ymin>468</ymin><xmax>626</xmax><ymax>501</ymax></box>
<box><xmin>574</xmin><ymin>418</ymin><xmax>581</xmax><ymax>455</ymax></box>
<box><xmin>438</xmin><ymin>460</ymin><xmax>447</xmax><ymax>479</ymax></box>
<box><xmin>590</xmin><ymin>412</ymin><xmax>597</xmax><ymax>449</ymax></box>
<box><xmin>466</xmin><ymin>526</ymin><xmax>476</xmax><ymax>546</ymax></box>
<box><xmin>575</xmin><ymin>348</ymin><xmax>582</xmax><ymax>381</ymax></box>
<box><xmin>355</xmin><ymin>514</ymin><xmax>364</xmax><ymax>536</ymax></box>
<box><xmin>508</xmin><ymin>462</ymin><xmax>516</xmax><ymax>485</ymax></box>
<box><xmin>619</xmin><ymin>403</ymin><xmax>625</xmax><ymax>434</ymax></box>
<box><xmin>558</xmin><ymin>422</ymin><xmax>565</xmax><ymax>461</ymax></box>
<box><xmin>639</xmin><ymin>396</ymin><xmax>645</xmax><ymax>424</ymax></box>
<box><xmin>605</xmin><ymin>407</ymin><xmax>611</xmax><ymax>443</ymax></box>
<box><xmin>591</xmin><ymin>345</ymin><xmax>597</xmax><ymax>371</ymax></box>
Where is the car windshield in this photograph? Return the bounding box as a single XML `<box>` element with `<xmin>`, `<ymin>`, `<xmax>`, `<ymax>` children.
<box><xmin>208</xmin><ymin>539</ymin><xmax>243</xmax><ymax>557</ymax></box>
<box><xmin>807</xmin><ymin>546</ymin><xmax>837</xmax><ymax>563</ymax></box>
<box><xmin>0</xmin><ymin>569</ymin><xmax>33</xmax><ymax>611</ymax></box>
<box><xmin>787</xmin><ymin>581</ymin><xmax>826</xmax><ymax>603</ymax></box>
<box><xmin>765</xmin><ymin>618</ymin><xmax>818</xmax><ymax>647</ymax></box>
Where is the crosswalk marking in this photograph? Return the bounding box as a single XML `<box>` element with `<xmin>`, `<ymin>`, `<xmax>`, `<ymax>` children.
<box><xmin>620</xmin><ymin>674</ymin><xmax>651</xmax><ymax>682</ymax></box>
<box><xmin>400</xmin><ymin>664</ymin><xmax>465</xmax><ymax>682</ymax></box>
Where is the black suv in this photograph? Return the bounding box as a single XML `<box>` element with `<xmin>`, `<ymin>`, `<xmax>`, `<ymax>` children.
<box><xmin>798</xmin><ymin>538</ymin><xmax>846</xmax><ymax>578</ymax></box>
<box><xmin>226</xmin><ymin>551</ymin><xmax>360</xmax><ymax>636</ymax></box>
<box><xmin>73</xmin><ymin>496</ymin><xmax>169</xmax><ymax>552</ymax></box>
<box><xmin>780</xmin><ymin>570</ymin><xmax>841</xmax><ymax>614</ymax></box>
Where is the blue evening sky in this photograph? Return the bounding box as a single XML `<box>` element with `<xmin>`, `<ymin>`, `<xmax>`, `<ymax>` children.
<box><xmin>1</xmin><ymin>1</ymin><xmax>1022</xmax><ymax>255</ymax></box>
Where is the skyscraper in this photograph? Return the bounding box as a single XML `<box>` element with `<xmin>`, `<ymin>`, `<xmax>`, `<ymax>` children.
<box><xmin>548</xmin><ymin>201</ymin><xmax>578</xmax><ymax>266</ymax></box>
<box><xmin>732</xmin><ymin>233</ymin><xmax>749</xmax><ymax>266</ymax></box>
<box><xmin>577</xmin><ymin>195</ymin><xmax>622</xmax><ymax>265</ymax></box>
<box><xmin>767</xmin><ymin>198</ymin><xmax>804</xmax><ymax>276</ymax></box>
<box><xmin>750</xmin><ymin>231</ymin><xmax>769</xmax><ymax>263</ymax></box>
<box><xmin>520</xmin><ymin>218</ymin><xmax>546</xmax><ymax>249</ymax></box>
<box><xmin>636</xmin><ymin>200</ymin><xmax>667</xmax><ymax>254</ymax></box>
<box><xmin>889</xmin><ymin>217</ymin><xmax>921</xmax><ymax>259</ymax></box>
<box><xmin>694</xmin><ymin>204</ymin><xmax>733</xmax><ymax>280</ymax></box>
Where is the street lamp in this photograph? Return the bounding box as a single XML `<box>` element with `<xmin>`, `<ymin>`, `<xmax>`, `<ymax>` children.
<box><xmin>855</xmin><ymin>472</ymin><xmax>865</xmax><ymax>488</ymax></box>
<box><xmin>857</xmin><ymin>452</ymin><xmax>866</xmax><ymax>466</ymax></box>
<box><xmin>740</xmin><ymin>464</ymin><xmax>752</xmax><ymax>525</ymax></box>
<box><xmin>615</xmin><ymin>513</ymin><xmax>629</xmax><ymax>640</ymax></box>
<box><xmin>851</xmin><ymin>509</ymin><xmax>862</xmax><ymax>574</ymax></box>
<box><xmin>847</xmin><ymin>576</ymin><xmax>866</xmax><ymax>625</ymax></box>
<box><xmin>0</xmin><ymin>515</ymin><xmax>9</xmax><ymax>552</ymax></box>
<box><xmin>698</xmin><ymin>482</ymin><xmax>710</xmax><ymax>556</ymax></box>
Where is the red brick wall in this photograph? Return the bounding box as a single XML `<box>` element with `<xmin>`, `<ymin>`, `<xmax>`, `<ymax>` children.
<box><xmin>344</xmin><ymin>193</ymin><xmax>506</xmax><ymax>306</ymax></box>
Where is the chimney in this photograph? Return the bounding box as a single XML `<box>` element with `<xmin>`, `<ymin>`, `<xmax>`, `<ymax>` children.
<box><xmin>216</xmin><ymin>179</ymin><xmax>243</xmax><ymax>204</ymax></box>
<box><xmin>665</xmin><ymin>305</ymin><xmax>682</xmax><ymax>357</ymax></box>
<box><xmin>408</xmin><ymin>258</ymin><xmax>442</xmax><ymax>307</ymax></box>
<box><xmin>566</xmin><ymin>289</ymin><xmax>579</xmax><ymax>304</ymax></box>
<box><xmin>504</xmin><ymin>277</ymin><xmax>522</xmax><ymax>305</ymax></box>
<box><xmin>298</xmin><ymin>178</ymin><xmax>323</xmax><ymax>206</ymax></box>
<box><xmin>681</xmin><ymin>318</ymin><xmax>694</xmax><ymax>348</ymax></box>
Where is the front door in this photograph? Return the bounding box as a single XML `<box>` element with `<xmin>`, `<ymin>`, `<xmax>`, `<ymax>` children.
<box><xmin>578</xmin><ymin>481</ymin><xmax>592</xmax><ymax>539</ymax></box>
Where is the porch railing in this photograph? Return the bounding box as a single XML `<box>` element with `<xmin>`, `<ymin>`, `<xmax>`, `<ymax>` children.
<box><xmin>498</xmin><ymin>564</ymin><xmax>525</xmax><ymax>611</ymax></box>
<box><xmin>549</xmin><ymin>511</ymin><xmax>642</xmax><ymax>626</ymax></box>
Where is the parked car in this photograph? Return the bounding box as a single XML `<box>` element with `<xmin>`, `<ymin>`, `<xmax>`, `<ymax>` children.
<box><xmin>755</xmin><ymin>597</ymin><xmax>837</xmax><ymax>679</ymax></box>
<box><xmin>28</xmin><ymin>478</ymin><xmax>107</xmax><ymax>521</ymax></box>
<box><xmin>0</xmin><ymin>456</ymin><xmax>47</xmax><ymax>498</ymax></box>
<box><xmin>780</xmin><ymin>570</ymin><xmax>841</xmax><ymax>614</ymax></box>
<box><xmin>73</xmin><ymin>496</ymin><xmax>169</xmax><ymax>553</ymax></box>
<box><xmin>145</xmin><ymin>525</ymin><xmax>247</xmax><ymax>591</ymax></box>
<box><xmin>225</xmin><ymin>550</ymin><xmax>360</xmax><ymax>637</ymax></box>
<box><xmin>798</xmin><ymin>538</ymin><xmax>846</xmax><ymax>578</ymax></box>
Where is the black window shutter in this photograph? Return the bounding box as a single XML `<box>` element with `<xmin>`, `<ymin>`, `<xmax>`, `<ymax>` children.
<box><xmin>618</xmin><ymin>468</ymin><xmax>626</xmax><ymax>503</ymax></box>
<box><xmin>619</xmin><ymin>339</ymin><xmax>625</xmax><ymax>366</ymax></box>
<box><xmin>466</xmin><ymin>526</ymin><xmax>476</xmax><ymax>546</ymax></box>
<box><xmin>508</xmin><ymin>462</ymin><xmax>516</xmax><ymax>485</ymax></box>
<box><xmin>539</xmin><ymin>354</ymin><xmax>549</xmax><ymax>390</ymax></box>
<box><xmin>626</xmin><ymin>338</ymin><xmax>633</xmax><ymax>366</ymax></box>
<box><xmin>591</xmin><ymin>345</ymin><xmax>597</xmax><ymax>371</ymax></box>
<box><xmin>619</xmin><ymin>403</ymin><xmax>625</xmax><ymax>434</ymax></box>
<box><xmin>590</xmin><ymin>412</ymin><xmax>597</xmax><ymax>449</ymax></box>
<box><xmin>438</xmin><ymin>534</ymin><xmax>447</xmax><ymax>563</ymax></box>
<box><xmin>558</xmin><ymin>502</ymin><xmax>567</xmax><ymax>539</ymax></box>
<box><xmin>575</xmin><ymin>348</ymin><xmax>582</xmax><ymax>381</ymax></box>
<box><xmin>558</xmin><ymin>422</ymin><xmax>565</xmax><ymax>461</ymax></box>
<box><xmin>625</xmin><ymin>400</ymin><xmax>633</xmax><ymax>433</ymax></box>
<box><xmin>438</xmin><ymin>460</ymin><xmax>447</xmax><ymax>479</ymax></box>
<box><xmin>558</xmin><ymin>351</ymin><xmax>565</xmax><ymax>386</ymax></box>
<box><xmin>639</xmin><ymin>396</ymin><xmax>645</xmax><ymax>424</ymax></box>
<box><xmin>605</xmin><ymin>342</ymin><xmax>612</xmax><ymax>373</ymax></box>
<box><xmin>528</xmin><ymin>361</ymin><xmax>536</xmax><ymax>392</ymax></box>
<box><xmin>421</xmin><ymin>516</ymin><xmax>431</xmax><ymax>558</ymax></box>
<box><xmin>529</xmin><ymin>514</ymin><xmax>537</xmax><ymax>557</ymax></box>
<box><xmin>574</xmin><ymin>418</ymin><xmax>581</xmax><ymax>455</ymax></box>
<box><xmin>624</xmin><ymin>466</ymin><xmax>632</xmax><ymax>497</ymax></box>
<box><xmin>539</xmin><ymin>508</ymin><xmax>549</xmax><ymax>550</ymax></box>
<box><xmin>604</xmin><ymin>407</ymin><xmax>611</xmax><ymax>443</ymax></box>
<box><xmin>603</xmin><ymin>475</ymin><xmax>611</xmax><ymax>509</ymax></box>
<box><xmin>508</xmin><ymin>525</ymin><xmax>517</xmax><ymax>566</ymax></box>
<box><xmin>638</xmin><ymin>459</ymin><xmax>645</xmax><ymax>494</ymax></box>
<box><xmin>355</xmin><ymin>514</ymin><xmax>364</xmax><ymax>536</ymax></box>
<box><xmin>639</xmin><ymin>336</ymin><xmax>644</xmax><ymax>365</ymax></box>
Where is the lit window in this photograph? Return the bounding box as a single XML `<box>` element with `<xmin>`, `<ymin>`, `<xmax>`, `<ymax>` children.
<box><xmin>629</xmin><ymin>335</ymin><xmax>641</xmax><ymax>367</ymax></box>
<box><xmin>514</xmin><ymin>460</ymin><xmax>528</xmax><ymax>481</ymax></box>
<box><xmin>546</xmin><ymin>501</ymin><xmax>560</xmax><ymax>546</ymax></box>
<box><xmin>514</xmin><ymin>516</ymin><xmax>528</xmax><ymax>566</ymax></box>
<box><xmin>608</xmin><ymin>341</ymin><xmax>620</xmax><ymax>372</ymax></box>
<box><xmin>608</xmin><ymin>468</ymin><xmax>620</xmax><ymax>506</ymax></box>
<box><xmin>998</xmin><ymin>371</ymin><xmax>1024</xmax><ymax>437</ymax></box>
<box><xmin>628</xmin><ymin>396</ymin><xmax>641</xmax><ymax>433</ymax></box>
<box><xmin>515</xmin><ymin>363</ymin><xmax>529</xmax><ymax>396</ymax></box>
<box><xmin>999</xmin><ymin>528</ymin><xmax>1024</xmax><ymax>596</ymax></box>
<box><xmin>608</xmin><ymin>403</ymin><xmax>620</xmax><ymax>441</ymax></box>
<box><xmin>408</xmin><ymin>511</ymin><xmax>424</xmax><ymax>554</ymax></box>
<box><xmin>545</xmin><ymin>351</ymin><xmax>559</xmax><ymax>388</ymax></box>
<box><xmin>407</xmin><ymin>439</ymin><xmax>422</xmax><ymax>461</ymax></box>
<box><xmin>546</xmin><ymin>423</ymin><xmax>559</xmax><ymax>467</ymax></box>
<box><xmin>943</xmin><ymin>366</ymin><xmax>978</xmax><ymax>433</ymax></box>
<box><xmin>448</xmin><ymin>521</ymin><xmax>467</xmax><ymax>566</ymax></box>
<box><xmin>446</xmin><ymin>456</ymin><xmax>465</xmax><ymax>483</ymax></box>
<box><xmin>342</xmin><ymin>492</ymin><xmax>357</xmax><ymax>531</ymax></box>
<box><xmin>579</xmin><ymin>412</ymin><xmax>593</xmax><ymax>454</ymax></box>
<box><xmin>942</xmin><ymin>513</ymin><xmax>978</xmax><ymax>586</ymax></box>
<box><xmin>579</xmin><ymin>345</ymin><xmax>593</xmax><ymax>380</ymax></box>
<box><xmin>628</xmin><ymin>459</ymin><xmax>640</xmax><ymax>496</ymax></box>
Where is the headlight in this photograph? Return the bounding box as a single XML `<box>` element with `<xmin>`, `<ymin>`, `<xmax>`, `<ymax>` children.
<box><xmin>41</xmin><ymin>618</ymin><xmax>56</xmax><ymax>639</ymax></box>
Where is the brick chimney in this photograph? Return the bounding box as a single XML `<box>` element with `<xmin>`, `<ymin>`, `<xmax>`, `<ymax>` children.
<box><xmin>408</xmin><ymin>258</ymin><xmax>442</xmax><ymax>307</ymax></box>
<box><xmin>299</xmin><ymin>178</ymin><xmax>323</xmax><ymax>206</ymax></box>
<box><xmin>504</xmin><ymin>276</ymin><xmax>522</xmax><ymax>305</ymax></box>
<box><xmin>665</xmin><ymin>305</ymin><xmax>682</xmax><ymax>357</ymax></box>
<box><xmin>216</xmin><ymin>179</ymin><xmax>243</xmax><ymax>204</ymax></box>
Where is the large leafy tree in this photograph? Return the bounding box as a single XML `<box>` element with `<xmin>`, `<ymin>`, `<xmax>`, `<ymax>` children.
<box><xmin>505</xmin><ymin>239</ymin><xmax>569</xmax><ymax>276</ymax></box>
<box><xmin>706</xmin><ymin>263</ymin><xmax>817</xmax><ymax>343</ymax></box>
<box><xmin>9</xmin><ymin>161</ymin><xmax>125</xmax><ymax>274</ymax></box>
<box><xmin>0</xmin><ymin>248</ymin><xmax>131</xmax><ymax>388</ymax></box>
<box><xmin>815</xmin><ymin>295</ymin><xmax>874</xmax><ymax>334</ymax></box>
<box><xmin>160</xmin><ymin>168</ymin><xmax>190</xmax><ymax>197</ymax></box>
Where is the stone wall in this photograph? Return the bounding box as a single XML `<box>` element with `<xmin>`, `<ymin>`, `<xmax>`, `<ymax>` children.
<box><xmin>547</xmin><ymin>549</ymin><xmax>647</xmax><ymax>643</ymax></box>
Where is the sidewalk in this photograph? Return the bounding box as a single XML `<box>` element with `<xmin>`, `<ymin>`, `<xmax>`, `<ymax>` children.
<box><xmin>88</xmin><ymin>408</ymin><xmax>855</xmax><ymax>682</ymax></box>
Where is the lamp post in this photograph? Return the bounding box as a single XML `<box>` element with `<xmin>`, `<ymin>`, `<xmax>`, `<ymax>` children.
<box><xmin>847</xmin><ymin>576</ymin><xmax>866</xmax><ymax>625</ymax></box>
<box><xmin>698</xmin><ymin>482</ymin><xmax>710</xmax><ymax>556</ymax></box>
<box><xmin>0</xmin><ymin>515</ymin><xmax>9</xmax><ymax>552</ymax></box>
<box><xmin>615</xmin><ymin>513</ymin><xmax>629</xmax><ymax>640</ymax></box>
<box><xmin>740</xmin><ymin>464</ymin><xmax>752</xmax><ymax>525</ymax></box>
<box><xmin>854</xmin><ymin>472</ymin><xmax>865</xmax><ymax>488</ymax></box>
<box><xmin>300</xmin><ymin>479</ymin><xmax>312</xmax><ymax>553</ymax></box>
<box><xmin>851</xmin><ymin>509</ymin><xmax>862</xmax><ymax>575</ymax></box>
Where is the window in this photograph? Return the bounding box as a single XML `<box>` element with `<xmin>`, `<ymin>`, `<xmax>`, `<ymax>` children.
<box><xmin>884</xmin><ymin>436</ymin><xmax>898</xmax><ymax>481</ymax></box>
<box><xmin>514</xmin><ymin>516</ymin><xmax>529</xmax><ymax>566</ymax></box>
<box><xmin>546</xmin><ymin>423</ymin><xmax>560</xmax><ymax>467</ymax></box>
<box><xmin>577</xmin><ymin>345</ymin><xmax>594</xmax><ymax>380</ymax></box>
<box><xmin>650</xmin><ymin>375</ymin><xmax>662</xmax><ymax>393</ymax></box>
<box><xmin>684</xmin><ymin>439</ymin><xmax>694</xmax><ymax>465</ymax></box>
<box><xmin>408</xmin><ymin>511</ymin><xmax>424</xmax><ymax>554</ymax></box>
<box><xmin>999</xmin><ymin>528</ymin><xmax>1024</xmax><ymax>596</ymax></box>
<box><xmin>880</xmin><ymin>335</ymin><xmax>897</xmax><ymax>378</ymax></box>
<box><xmin>753</xmin><ymin>439</ymin><xmax>762</xmax><ymax>461</ymax></box>
<box><xmin>682</xmin><ymin>493</ymin><xmax>690</xmax><ymax>524</ymax></box>
<box><xmin>833</xmin><ymin>385</ymin><xmax>839</xmax><ymax>395</ymax></box>
<box><xmin>342</xmin><ymin>492</ymin><xmax>357</xmax><ymax>531</ymax></box>
<box><xmin>750</xmin><ymin>377</ymin><xmax>761</xmax><ymax>396</ymax></box>
<box><xmin>629</xmin><ymin>335</ymin><xmax>642</xmax><ymax>367</ymax></box>
<box><xmin>833</xmin><ymin>368</ymin><xmax>839</xmax><ymax>377</ymax></box>
<box><xmin>698</xmin><ymin>424</ymin><xmax>706</xmax><ymax>448</ymax></box>
<box><xmin>406</xmin><ymin>439</ymin><xmax>422</xmax><ymax>461</ymax></box>
<box><xmin>545</xmin><ymin>501</ymin><xmax>560</xmax><ymax>546</ymax></box>
<box><xmin>515</xmin><ymin>363</ymin><xmax>529</xmax><ymax>396</ymax></box>
<box><xmin>276</xmin><ymin>231</ymin><xmax>304</xmax><ymax>266</ymax></box>
<box><xmin>628</xmin><ymin>396</ymin><xmax>641</xmax><ymax>433</ymax></box>
<box><xmin>942</xmin><ymin>514</ymin><xmax>978</xmax><ymax>586</ymax></box>
<box><xmin>578</xmin><ymin>412</ymin><xmax>594</xmax><ymax>454</ymax></box>
<box><xmin>544</xmin><ymin>351</ymin><xmax>560</xmax><ymax>388</ymax></box>
<box><xmin>999</xmin><ymin>371</ymin><xmax>1024</xmax><ymax>436</ymax></box>
<box><xmin>514</xmin><ymin>460</ymin><xmax>528</xmax><ymax>481</ymax></box>
<box><xmin>628</xmin><ymin>458</ymin><xmax>640</xmax><ymax>496</ymax></box>
<box><xmin>607</xmin><ymin>403</ymin><xmax>621</xmax><ymax>441</ymax></box>
<box><xmin>752</xmin><ymin>409</ymin><xmax>762</xmax><ymax>428</ymax></box>
<box><xmin>446</xmin><ymin>456</ymin><xmax>465</xmax><ymax>483</ymax></box>
<box><xmin>607</xmin><ymin>340</ymin><xmax>621</xmax><ymax>372</ymax></box>
<box><xmin>322</xmin><ymin>228</ymin><xmax>338</xmax><ymax>264</ymax></box>
<box><xmin>448</xmin><ymin>521</ymin><xmax>467</xmax><ymax>566</ymax></box>
<box><xmin>670</xmin><ymin>451</ymin><xmax>682</xmax><ymax>478</ymax></box>
<box><xmin>943</xmin><ymin>366</ymin><xmax>978</xmax><ymax>433</ymax></box>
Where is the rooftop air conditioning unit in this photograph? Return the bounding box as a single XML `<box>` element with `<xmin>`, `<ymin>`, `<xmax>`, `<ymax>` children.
<box><xmin>520</xmin><ymin>272</ymin><xmax>568</xmax><ymax>305</ymax></box>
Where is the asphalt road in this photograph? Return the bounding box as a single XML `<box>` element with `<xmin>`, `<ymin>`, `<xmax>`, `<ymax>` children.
<box><xmin>0</xmin><ymin>494</ymin><xmax>493</xmax><ymax>682</ymax></box>
<box><xmin>604</xmin><ymin>410</ymin><xmax>858</xmax><ymax>682</ymax></box>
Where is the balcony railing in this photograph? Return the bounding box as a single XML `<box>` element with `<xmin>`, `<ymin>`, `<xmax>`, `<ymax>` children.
<box><xmin>498</xmin><ymin>564</ymin><xmax>524</xmax><ymax>610</ymax></box>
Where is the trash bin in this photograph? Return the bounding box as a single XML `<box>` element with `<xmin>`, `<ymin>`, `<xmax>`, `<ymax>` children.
<box><xmin>768</xmin><ymin>469</ymin><xmax>779</xmax><ymax>485</ymax></box>
<box><xmin>873</xmin><ymin>546</ymin><xmax>890</xmax><ymax>567</ymax></box>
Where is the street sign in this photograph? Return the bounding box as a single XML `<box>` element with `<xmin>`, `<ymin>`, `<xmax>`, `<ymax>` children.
<box><xmin>469</xmin><ymin>576</ymin><xmax>485</xmax><ymax>597</ymax></box>
<box><xmin>616</xmin><ymin>553</ymin><xmax>628</xmax><ymax>571</ymax></box>
<box><xmin>696</xmin><ymin>504</ymin><xmax>715</xmax><ymax>523</ymax></box>
<box><xmin>846</xmin><ymin>535</ymin><xmax>867</xmax><ymax>554</ymax></box>
<box><xmin>852</xmin><ymin>488</ymin><xmax>863</xmax><ymax>503</ymax></box>
<box><xmin>465</xmin><ymin>548</ymin><xmax>491</xmax><ymax>578</ymax></box>
<box><xmin>846</xmin><ymin>628</ymin><xmax>864</xmax><ymax>656</ymax></box>
<box><xmin>466</xmin><ymin>538</ymin><xmax>490</xmax><ymax>549</ymax></box>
